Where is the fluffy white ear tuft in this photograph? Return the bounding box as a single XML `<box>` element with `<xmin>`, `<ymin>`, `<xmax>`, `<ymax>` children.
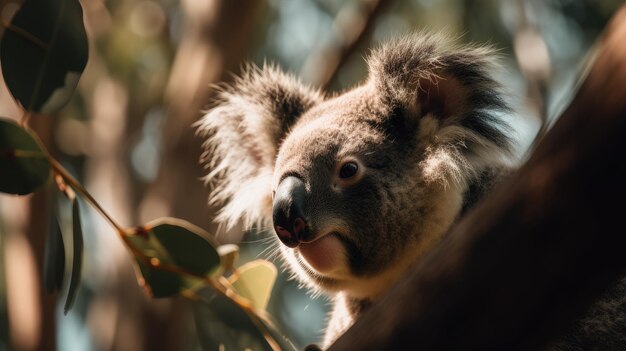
<box><xmin>197</xmin><ymin>64</ymin><xmax>323</xmax><ymax>230</ymax></box>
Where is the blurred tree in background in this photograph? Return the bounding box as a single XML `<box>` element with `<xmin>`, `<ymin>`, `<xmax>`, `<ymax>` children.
<box><xmin>0</xmin><ymin>0</ymin><xmax>623</xmax><ymax>350</ymax></box>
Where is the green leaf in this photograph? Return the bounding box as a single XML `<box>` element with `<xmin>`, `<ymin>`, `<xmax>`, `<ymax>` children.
<box><xmin>43</xmin><ymin>193</ymin><xmax>65</xmax><ymax>293</ymax></box>
<box><xmin>0</xmin><ymin>0</ymin><xmax>88</xmax><ymax>113</ymax></box>
<box><xmin>0</xmin><ymin>118</ymin><xmax>50</xmax><ymax>195</ymax></box>
<box><xmin>126</xmin><ymin>217</ymin><xmax>220</xmax><ymax>298</ymax></box>
<box><xmin>229</xmin><ymin>260</ymin><xmax>277</xmax><ymax>311</ymax></box>
<box><xmin>134</xmin><ymin>261</ymin><xmax>184</xmax><ymax>298</ymax></box>
<box><xmin>64</xmin><ymin>197</ymin><xmax>83</xmax><ymax>314</ymax></box>
<box><xmin>193</xmin><ymin>287</ymin><xmax>297</xmax><ymax>351</ymax></box>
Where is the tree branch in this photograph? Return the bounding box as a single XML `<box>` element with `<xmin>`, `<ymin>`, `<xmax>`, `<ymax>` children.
<box><xmin>330</xmin><ymin>5</ymin><xmax>626</xmax><ymax>350</ymax></box>
<box><xmin>301</xmin><ymin>0</ymin><xmax>392</xmax><ymax>89</ymax></box>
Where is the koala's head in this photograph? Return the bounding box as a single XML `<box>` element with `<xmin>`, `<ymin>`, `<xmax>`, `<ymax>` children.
<box><xmin>199</xmin><ymin>33</ymin><xmax>514</xmax><ymax>299</ymax></box>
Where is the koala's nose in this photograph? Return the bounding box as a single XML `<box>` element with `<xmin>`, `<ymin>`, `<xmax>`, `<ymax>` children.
<box><xmin>272</xmin><ymin>176</ymin><xmax>308</xmax><ymax>248</ymax></box>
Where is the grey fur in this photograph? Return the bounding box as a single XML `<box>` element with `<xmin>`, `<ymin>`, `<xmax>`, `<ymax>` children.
<box><xmin>549</xmin><ymin>278</ymin><xmax>626</xmax><ymax>351</ymax></box>
<box><xmin>199</xmin><ymin>33</ymin><xmax>520</xmax><ymax>347</ymax></box>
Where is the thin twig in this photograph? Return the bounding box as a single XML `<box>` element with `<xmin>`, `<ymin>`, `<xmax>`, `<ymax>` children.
<box><xmin>46</xmin><ymin>154</ymin><xmax>284</xmax><ymax>350</ymax></box>
<box><xmin>17</xmin><ymin>121</ymin><xmax>124</xmax><ymax>233</ymax></box>
<box><xmin>17</xmin><ymin>111</ymin><xmax>282</xmax><ymax>349</ymax></box>
<box><xmin>46</xmin><ymin>156</ymin><xmax>125</xmax><ymax>234</ymax></box>
<box><xmin>20</xmin><ymin>111</ymin><xmax>31</xmax><ymax>127</ymax></box>
<box><xmin>127</xmin><ymin>244</ymin><xmax>283</xmax><ymax>351</ymax></box>
<box><xmin>301</xmin><ymin>0</ymin><xmax>393</xmax><ymax>89</ymax></box>
<box><xmin>331</xmin><ymin>6</ymin><xmax>626</xmax><ymax>349</ymax></box>
<box><xmin>4</xmin><ymin>6</ymin><xmax>285</xmax><ymax>344</ymax></box>
<box><xmin>183</xmin><ymin>288</ymin><xmax>283</xmax><ymax>351</ymax></box>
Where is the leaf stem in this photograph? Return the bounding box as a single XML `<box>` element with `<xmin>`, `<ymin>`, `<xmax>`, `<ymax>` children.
<box><xmin>183</xmin><ymin>284</ymin><xmax>283</xmax><ymax>351</ymax></box>
<box><xmin>16</xmin><ymin>120</ymin><xmax>124</xmax><ymax>233</ymax></box>
<box><xmin>4</xmin><ymin>8</ymin><xmax>284</xmax><ymax>347</ymax></box>
<box><xmin>38</xmin><ymin>139</ymin><xmax>283</xmax><ymax>349</ymax></box>
<box><xmin>39</xmin><ymin>134</ymin><xmax>283</xmax><ymax>349</ymax></box>
<box><xmin>20</xmin><ymin>111</ymin><xmax>31</xmax><ymax>127</ymax></box>
<box><xmin>46</xmin><ymin>156</ymin><xmax>125</xmax><ymax>234</ymax></box>
<box><xmin>126</xmin><ymin>248</ymin><xmax>281</xmax><ymax>351</ymax></box>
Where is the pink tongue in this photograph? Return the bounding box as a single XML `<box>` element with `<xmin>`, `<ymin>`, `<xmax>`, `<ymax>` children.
<box><xmin>298</xmin><ymin>235</ymin><xmax>342</xmax><ymax>273</ymax></box>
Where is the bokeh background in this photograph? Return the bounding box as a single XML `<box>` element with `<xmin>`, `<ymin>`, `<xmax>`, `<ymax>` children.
<box><xmin>0</xmin><ymin>0</ymin><xmax>623</xmax><ymax>350</ymax></box>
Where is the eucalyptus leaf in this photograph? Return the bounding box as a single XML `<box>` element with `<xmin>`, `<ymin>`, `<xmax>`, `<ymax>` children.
<box><xmin>0</xmin><ymin>0</ymin><xmax>88</xmax><ymax>113</ymax></box>
<box><xmin>43</xmin><ymin>198</ymin><xmax>65</xmax><ymax>293</ymax></box>
<box><xmin>0</xmin><ymin>118</ymin><xmax>50</xmax><ymax>195</ymax></box>
<box><xmin>229</xmin><ymin>260</ymin><xmax>277</xmax><ymax>311</ymax></box>
<box><xmin>125</xmin><ymin>217</ymin><xmax>220</xmax><ymax>298</ymax></box>
<box><xmin>64</xmin><ymin>197</ymin><xmax>83</xmax><ymax>314</ymax></box>
<box><xmin>134</xmin><ymin>260</ymin><xmax>184</xmax><ymax>298</ymax></box>
<box><xmin>193</xmin><ymin>287</ymin><xmax>297</xmax><ymax>351</ymax></box>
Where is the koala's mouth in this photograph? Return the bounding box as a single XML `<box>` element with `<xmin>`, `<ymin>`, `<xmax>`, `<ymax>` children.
<box><xmin>296</xmin><ymin>232</ymin><xmax>346</xmax><ymax>274</ymax></box>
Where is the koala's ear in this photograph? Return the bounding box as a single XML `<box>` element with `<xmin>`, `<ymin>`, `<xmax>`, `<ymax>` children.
<box><xmin>197</xmin><ymin>64</ymin><xmax>323</xmax><ymax>230</ymax></box>
<box><xmin>367</xmin><ymin>33</ymin><xmax>515</xmax><ymax>184</ymax></box>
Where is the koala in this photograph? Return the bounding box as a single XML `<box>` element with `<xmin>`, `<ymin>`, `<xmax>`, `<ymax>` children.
<box><xmin>198</xmin><ymin>33</ymin><xmax>516</xmax><ymax>347</ymax></box>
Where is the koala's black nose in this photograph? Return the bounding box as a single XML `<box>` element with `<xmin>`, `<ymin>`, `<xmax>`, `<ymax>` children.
<box><xmin>273</xmin><ymin>176</ymin><xmax>308</xmax><ymax>248</ymax></box>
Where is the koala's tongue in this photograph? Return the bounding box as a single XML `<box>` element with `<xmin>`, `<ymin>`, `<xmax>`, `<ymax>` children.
<box><xmin>298</xmin><ymin>234</ymin><xmax>344</xmax><ymax>273</ymax></box>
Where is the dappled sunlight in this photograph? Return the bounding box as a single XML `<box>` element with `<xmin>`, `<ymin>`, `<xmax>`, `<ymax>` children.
<box><xmin>0</xmin><ymin>0</ymin><xmax>624</xmax><ymax>350</ymax></box>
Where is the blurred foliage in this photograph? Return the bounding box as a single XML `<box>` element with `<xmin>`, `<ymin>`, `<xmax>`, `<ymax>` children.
<box><xmin>0</xmin><ymin>119</ymin><xmax>49</xmax><ymax>194</ymax></box>
<box><xmin>0</xmin><ymin>0</ymin><xmax>624</xmax><ymax>350</ymax></box>
<box><xmin>0</xmin><ymin>0</ymin><xmax>296</xmax><ymax>350</ymax></box>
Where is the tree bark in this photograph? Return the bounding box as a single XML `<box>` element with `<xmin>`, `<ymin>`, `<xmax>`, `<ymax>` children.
<box><xmin>330</xmin><ymin>5</ymin><xmax>626</xmax><ymax>351</ymax></box>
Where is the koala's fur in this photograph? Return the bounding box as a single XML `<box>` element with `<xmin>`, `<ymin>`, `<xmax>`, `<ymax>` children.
<box><xmin>199</xmin><ymin>32</ymin><xmax>513</xmax><ymax>345</ymax></box>
<box><xmin>197</xmin><ymin>33</ymin><xmax>625</xmax><ymax>349</ymax></box>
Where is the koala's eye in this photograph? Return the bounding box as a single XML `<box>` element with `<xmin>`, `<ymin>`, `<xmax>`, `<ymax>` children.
<box><xmin>339</xmin><ymin>162</ymin><xmax>358</xmax><ymax>179</ymax></box>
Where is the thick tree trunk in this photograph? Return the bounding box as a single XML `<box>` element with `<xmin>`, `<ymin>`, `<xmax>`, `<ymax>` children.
<box><xmin>331</xmin><ymin>5</ymin><xmax>626</xmax><ymax>351</ymax></box>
